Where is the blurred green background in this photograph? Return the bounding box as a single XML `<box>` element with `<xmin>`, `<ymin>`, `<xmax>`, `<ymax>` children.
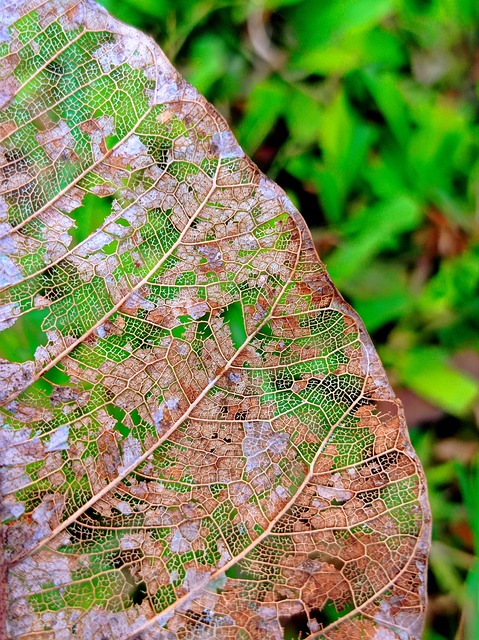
<box><xmin>98</xmin><ymin>0</ymin><xmax>478</xmax><ymax>637</ymax></box>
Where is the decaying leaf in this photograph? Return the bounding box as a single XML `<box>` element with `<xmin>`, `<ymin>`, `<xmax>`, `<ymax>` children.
<box><xmin>0</xmin><ymin>1</ymin><xmax>430</xmax><ymax>638</ymax></box>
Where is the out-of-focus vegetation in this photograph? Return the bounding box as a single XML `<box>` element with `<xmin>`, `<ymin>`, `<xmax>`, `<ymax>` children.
<box><xmin>94</xmin><ymin>1</ymin><xmax>477</xmax><ymax>637</ymax></box>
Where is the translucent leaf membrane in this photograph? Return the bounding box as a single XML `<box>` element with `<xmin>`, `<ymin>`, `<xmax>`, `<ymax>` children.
<box><xmin>0</xmin><ymin>1</ymin><xmax>430</xmax><ymax>639</ymax></box>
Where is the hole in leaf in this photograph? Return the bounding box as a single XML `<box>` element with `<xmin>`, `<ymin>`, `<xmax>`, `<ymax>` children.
<box><xmin>280</xmin><ymin>608</ymin><xmax>310</xmax><ymax>640</ymax></box>
<box><xmin>310</xmin><ymin>600</ymin><xmax>354</xmax><ymax>626</ymax></box>
<box><xmin>221</xmin><ymin>301</ymin><xmax>246</xmax><ymax>350</ymax></box>
<box><xmin>106</xmin><ymin>404</ymin><xmax>129</xmax><ymax>437</ymax></box>
<box><xmin>0</xmin><ymin>308</ymin><xmax>48</xmax><ymax>361</ymax></box>
<box><xmin>131</xmin><ymin>582</ymin><xmax>148</xmax><ymax>605</ymax></box>
<box><xmin>70</xmin><ymin>192</ymin><xmax>114</xmax><ymax>248</ymax></box>
<box><xmin>105</xmin><ymin>134</ymin><xmax>120</xmax><ymax>149</ymax></box>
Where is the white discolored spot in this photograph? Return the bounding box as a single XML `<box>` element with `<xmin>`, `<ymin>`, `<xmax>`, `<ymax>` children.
<box><xmin>93</xmin><ymin>33</ymin><xmax>152</xmax><ymax>73</ymax></box>
<box><xmin>36</xmin><ymin>121</ymin><xmax>75</xmax><ymax>162</ymax></box>
<box><xmin>0</xmin><ymin>254</ymin><xmax>22</xmax><ymax>287</ymax></box>
<box><xmin>275</xmin><ymin>485</ymin><xmax>289</xmax><ymax>499</ymax></box>
<box><xmin>0</xmin><ymin>360</ymin><xmax>34</xmax><ymax>402</ymax></box>
<box><xmin>165</xmin><ymin>397</ymin><xmax>179</xmax><ymax>411</ymax></box>
<box><xmin>0</xmin><ymin>500</ymin><xmax>25</xmax><ymax>520</ymax></box>
<box><xmin>182</xmin><ymin>567</ymin><xmax>210</xmax><ymax>592</ymax></box>
<box><xmin>114</xmin><ymin>134</ymin><xmax>147</xmax><ymax>159</ymax></box>
<box><xmin>122</xmin><ymin>290</ymin><xmax>155</xmax><ymax>311</ymax></box>
<box><xmin>188</xmin><ymin>302</ymin><xmax>209</xmax><ymax>320</ymax></box>
<box><xmin>121</xmin><ymin>434</ymin><xmax>142</xmax><ymax>468</ymax></box>
<box><xmin>34</xmin><ymin>346</ymin><xmax>49</xmax><ymax>364</ymax></box>
<box><xmin>316</xmin><ymin>485</ymin><xmax>353</xmax><ymax>502</ymax></box>
<box><xmin>45</xmin><ymin>425</ymin><xmax>70</xmax><ymax>452</ymax></box>
<box><xmin>0</xmin><ymin>197</ymin><xmax>8</xmax><ymax>222</ymax></box>
<box><xmin>96</xmin><ymin>324</ymin><xmax>107</xmax><ymax>339</ymax></box>
<box><xmin>211</xmin><ymin>131</ymin><xmax>244</xmax><ymax>159</ymax></box>
<box><xmin>242</xmin><ymin>422</ymin><xmax>290</xmax><ymax>472</ymax></box>
<box><xmin>372</xmin><ymin>627</ymin><xmax>404</xmax><ymax>640</ymax></box>
<box><xmin>0</xmin><ymin>301</ymin><xmax>20</xmax><ymax>331</ymax></box>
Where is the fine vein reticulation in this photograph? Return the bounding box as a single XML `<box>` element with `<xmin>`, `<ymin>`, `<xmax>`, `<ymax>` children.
<box><xmin>0</xmin><ymin>1</ymin><xmax>431</xmax><ymax>639</ymax></box>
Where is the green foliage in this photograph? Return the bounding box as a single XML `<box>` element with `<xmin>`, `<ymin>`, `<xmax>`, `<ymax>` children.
<box><xmin>94</xmin><ymin>1</ymin><xmax>477</xmax><ymax>638</ymax></box>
